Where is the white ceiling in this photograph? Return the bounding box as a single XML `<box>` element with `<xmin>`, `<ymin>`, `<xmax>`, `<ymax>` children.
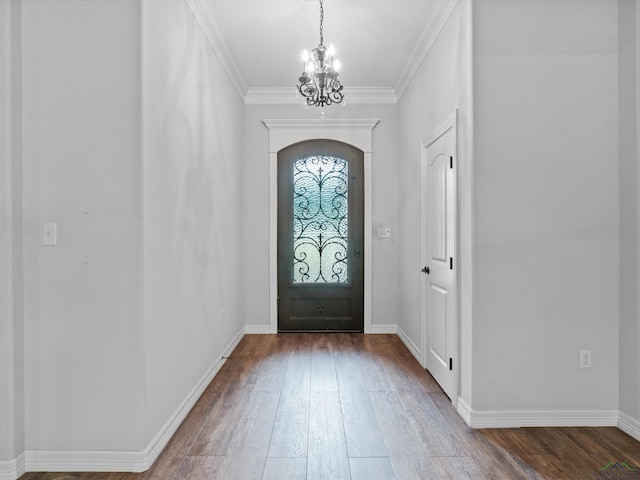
<box><xmin>193</xmin><ymin>0</ymin><xmax>450</xmax><ymax>101</ymax></box>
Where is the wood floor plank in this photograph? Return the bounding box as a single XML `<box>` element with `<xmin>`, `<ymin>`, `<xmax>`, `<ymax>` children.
<box><xmin>22</xmin><ymin>474</ymin><xmax>142</xmax><ymax>480</ymax></box>
<box><xmin>251</xmin><ymin>343</ymin><xmax>290</xmax><ymax>392</ymax></box>
<box><xmin>580</xmin><ymin>427</ymin><xmax>640</xmax><ymax>465</ymax></box>
<box><xmin>83</xmin><ymin>474</ymin><xmax>141</xmax><ymax>480</ymax></box>
<box><xmin>430</xmin><ymin>456</ymin><xmax>487</xmax><ymax>480</ymax></box>
<box><xmin>171</xmin><ymin>456</ymin><xmax>226</xmax><ymax>480</ymax></box>
<box><xmin>527</xmin><ymin>427</ymin><xmax>613</xmax><ymax>475</ymax></box>
<box><xmin>356</xmin><ymin>335</ymin><xmax>396</xmax><ymax>392</ymax></box>
<box><xmin>307</xmin><ymin>392</ymin><xmax>351</xmax><ymax>480</ymax></box>
<box><xmin>518</xmin><ymin>454</ymin><xmax>582</xmax><ymax>480</ymax></box>
<box><xmin>349</xmin><ymin>457</ymin><xmax>394</xmax><ymax>480</ymax></box>
<box><xmin>479</xmin><ymin>428</ymin><xmax>553</xmax><ymax>456</ymax></box>
<box><xmin>578</xmin><ymin>457</ymin><xmax>631</xmax><ymax>480</ymax></box>
<box><xmin>496</xmin><ymin>453</ymin><xmax>549</xmax><ymax>480</ymax></box>
<box><xmin>369</xmin><ymin>390</ymin><xmax>429</xmax><ymax>459</ymax></box>
<box><xmin>310</xmin><ymin>336</ymin><xmax>338</xmax><ymax>392</ymax></box>
<box><xmin>557</xmin><ymin>427</ymin><xmax>611</xmax><ymax>454</ymax></box>
<box><xmin>224</xmin><ymin>390</ymin><xmax>280</xmax><ymax>457</ymax></box>
<box><xmin>262</xmin><ymin>458</ymin><xmax>307</xmax><ymax>480</ymax></box>
<box><xmin>334</xmin><ymin>341</ymin><xmax>388</xmax><ymax>458</ymax></box>
<box><xmin>398</xmin><ymin>388</ymin><xmax>466</xmax><ymax>457</ymax></box>
<box><xmin>388</xmin><ymin>455</ymin><xmax>440</xmax><ymax>479</ymax></box>
<box><xmin>20</xmin><ymin>476</ymin><xmax>81</xmax><ymax>480</ymax></box>
<box><xmin>267</xmin><ymin>349</ymin><xmax>311</xmax><ymax>458</ymax></box>
<box><xmin>370</xmin><ymin>341</ymin><xmax>427</xmax><ymax>394</ymax></box>
<box><xmin>374</xmin><ymin>335</ymin><xmax>443</xmax><ymax>393</ymax></box>
<box><xmin>211</xmin><ymin>456</ymin><xmax>265</xmax><ymax>480</ymax></box>
<box><xmin>20</xmin><ymin>475</ymin><xmax>81</xmax><ymax>480</ymax></box>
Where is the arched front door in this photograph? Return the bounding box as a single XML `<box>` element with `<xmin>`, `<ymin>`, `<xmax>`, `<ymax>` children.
<box><xmin>277</xmin><ymin>139</ymin><xmax>364</xmax><ymax>332</ymax></box>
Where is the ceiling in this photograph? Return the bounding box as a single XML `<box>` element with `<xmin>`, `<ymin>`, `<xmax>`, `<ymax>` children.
<box><xmin>192</xmin><ymin>0</ymin><xmax>450</xmax><ymax>102</ymax></box>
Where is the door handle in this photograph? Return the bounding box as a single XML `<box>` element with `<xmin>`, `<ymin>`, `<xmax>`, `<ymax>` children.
<box><xmin>354</xmin><ymin>236</ymin><xmax>362</xmax><ymax>257</ymax></box>
<box><xmin>421</xmin><ymin>266</ymin><xmax>430</xmax><ymax>274</ymax></box>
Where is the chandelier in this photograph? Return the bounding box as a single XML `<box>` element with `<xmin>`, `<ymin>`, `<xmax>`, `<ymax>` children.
<box><xmin>297</xmin><ymin>0</ymin><xmax>344</xmax><ymax>107</ymax></box>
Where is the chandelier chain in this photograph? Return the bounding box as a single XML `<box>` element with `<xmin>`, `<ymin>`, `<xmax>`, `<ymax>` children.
<box><xmin>319</xmin><ymin>0</ymin><xmax>324</xmax><ymax>46</ymax></box>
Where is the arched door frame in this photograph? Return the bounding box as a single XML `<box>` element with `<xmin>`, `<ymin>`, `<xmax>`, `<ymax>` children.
<box><xmin>262</xmin><ymin>118</ymin><xmax>380</xmax><ymax>333</ymax></box>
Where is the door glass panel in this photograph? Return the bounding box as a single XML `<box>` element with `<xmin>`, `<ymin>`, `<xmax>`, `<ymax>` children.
<box><xmin>293</xmin><ymin>155</ymin><xmax>348</xmax><ymax>283</ymax></box>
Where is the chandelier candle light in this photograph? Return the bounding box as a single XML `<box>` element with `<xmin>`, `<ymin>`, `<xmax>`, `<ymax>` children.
<box><xmin>297</xmin><ymin>0</ymin><xmax>344</xmax><ymax>107</ymax></box>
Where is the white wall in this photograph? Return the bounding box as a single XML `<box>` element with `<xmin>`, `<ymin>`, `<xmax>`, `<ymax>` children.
<box><xmin>141</xmin><ymin>0</ymin><xmax>246</xmax><ymax>443</ymax></box>
<box><xmin>619</xmin><ymin>0</ymin><xmax>640</xmax><ymax>432</ymax></box>
<box><xmin>21</xmin><ymin>0</ymin><xmax>145</xmax><ymax>452</ymax></box>
<box><xmin>243</xmin><ymin>104</ymin><xmax>399</xmax><ymax>330</ymax></box>
<box><xmin>0</xmin><ymin>0</ymin><xmax>13</xmax><ymax>460</ymax></box>
<box><xmin>0</xmin><ymin>0</ymin><xmax>247</xmax><ymax>471</ymax></box>
<box><xmin>0</xmin><ymin>0</ymin><xmax>24</xmax><ymax>465</ymax></box>
<box><xmin>472</xmin><ymin>0</ymin><xmax>619</xmax><ymax>414</ymax></box>
<box><xmin>397</xmin><ymin>1</ymin><xmax>474</xmax><ymax>401</ymax></box>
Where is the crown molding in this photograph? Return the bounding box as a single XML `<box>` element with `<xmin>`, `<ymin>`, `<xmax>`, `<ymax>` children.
<box><xmin>185</xmin><ymin>0</ymin><xmax>247</xmax><ymax>101</ymax></box>
<box><xmin>245</xmin><ymin>87</ymin><xmax>397</xmax><ymax>105</ymax></box>
<box><xmin>394</xmin><ymin>0</ymin><xmax>460</xmax><ymax>100</ymax></box>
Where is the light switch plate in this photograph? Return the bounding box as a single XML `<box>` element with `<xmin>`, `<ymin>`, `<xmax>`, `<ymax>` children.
<box><xmin>42</xmin><ymin>223</ymin><xmax>57</xmax><ymax>246</ymax></box>
<box><xmin>377</xmin><ymin>227</ymin><xmax>391</xmax><ymax>239</ymax></box>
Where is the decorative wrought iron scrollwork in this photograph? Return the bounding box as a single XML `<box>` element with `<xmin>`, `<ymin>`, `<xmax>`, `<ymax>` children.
<box><xmin>293</xmin><ymin>155</ymin><xmax>348</xmax><ymax>283</ymax></box>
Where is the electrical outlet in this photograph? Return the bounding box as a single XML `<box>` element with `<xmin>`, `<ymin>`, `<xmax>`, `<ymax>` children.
<box><xmin>579</xmin><ymin>349</ymin><xmax>592</xmax><ymax>369</ymax></box>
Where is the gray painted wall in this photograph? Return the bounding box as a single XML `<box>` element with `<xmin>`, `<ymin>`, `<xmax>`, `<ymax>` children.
<box><xmin>472</xmin><ymin>0</ymin><xmax>619</xmax><ymax>412</ymax></box>
<box><xmin>619</xmin><ymin>0</ymin><xmax>640</xmax><ymax>430</ymax></box>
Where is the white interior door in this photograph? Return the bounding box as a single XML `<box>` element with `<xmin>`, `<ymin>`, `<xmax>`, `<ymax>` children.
<box><xmin>422</xmin><ymin>117</ymin><xmax>456</xmax><ymax>401</ymax></box>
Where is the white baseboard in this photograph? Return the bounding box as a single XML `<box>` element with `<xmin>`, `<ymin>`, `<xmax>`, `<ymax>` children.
<box><xmin>456</xmin><ymin>397</ymin><xmax>473</xmax><ymax>426</ymax></box>
<box><xmin>397</xmin><ymin>326</ymin><xmax>423</xmax><ymax>365</ymax></box>
<box><xmin>24</xmin><ymin>450</ymin><xmax>146</xmax><ymax>473</ymax></box>
<box><xmin>245</xmin><ymin>324</ymin><xmax>272</xmax><ymax>334</ymax></box>
<box><xmin>370</xmin><ymin>324</ymin><xmax>398</xmax><ymax>334</ymax></box>
<box><xmin>460</xmin><ymin>407</ymin><xmax>619</xmax><ymax>429</ymax></box>
<box><xmin>9</xmin><ymin>328</ymin><xmax>246</xmax><ymax>477</ymax></box>
<box><xmin>0</xmin><ymin>453</ymin><xmax>25</xmax><ymax>480</ymax></box>
<box><xmin>618</xmin><ymin>411</ymin><xmax>640</xmax><ymax>442</ymax></box>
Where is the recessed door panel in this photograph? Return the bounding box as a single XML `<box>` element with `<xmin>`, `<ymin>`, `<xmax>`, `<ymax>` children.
<box><xmin>429</xmin><ymin>283</ymin><xmax>448</xmax><ymax>366</ymax></box>
<box><xmin>430</xmin><ymin>156</ymin><xmax>448</xmax><ymax>263</ymax></box>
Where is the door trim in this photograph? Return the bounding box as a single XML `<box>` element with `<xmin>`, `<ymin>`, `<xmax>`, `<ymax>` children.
<box><xmin>263</xmin><ymin>119</ymin><xmax>380</xmax><ymax>334</ymax></box>
<box><xmin>421</xmin><ymin>111</ymin><xmax>459</xmax><ymax>406</ymax></box>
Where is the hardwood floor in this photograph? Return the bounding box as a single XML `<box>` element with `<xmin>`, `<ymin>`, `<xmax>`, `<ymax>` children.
<box><xmin>20</xmin><ymin>334</ymin><xmax>640</xmax><ymax>480</ymax></box>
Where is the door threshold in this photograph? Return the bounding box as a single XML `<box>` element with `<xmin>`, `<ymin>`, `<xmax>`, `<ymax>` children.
<box><xmin>277</xmin><ymin>329</ymin><xmax>364</xmax><ymax>334</ymax></box>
